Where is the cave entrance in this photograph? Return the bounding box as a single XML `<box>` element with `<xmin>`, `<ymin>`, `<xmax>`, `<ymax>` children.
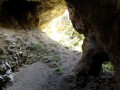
<box><xmin>38</xmin><ymin>2</ymin><xmax>115</xmax><ymax>89</ymax></box>
<box><xmin>0</xmin><ymin>0</ymin><xmax>114</xmax><ymax>76</ymax></box>
<box><xmin>42</xmin><ymin>9</ymin><xmax>84</xmax><ymax>52</ymax></box>
<box><xmin>39</xmin><ymin>8</ymin><xmax>114</xmax><ymax>77</ymax></box>
<box><xmin>0</xmin><ymin>0</ymin><xmax>115</xmax><ymax>89</ymax></box>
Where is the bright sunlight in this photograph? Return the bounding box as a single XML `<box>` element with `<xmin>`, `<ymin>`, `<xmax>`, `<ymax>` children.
<box><xmin>42</xmin><ymin>10</ymin><xmax>84</xmax><ymax>51</ymax></box>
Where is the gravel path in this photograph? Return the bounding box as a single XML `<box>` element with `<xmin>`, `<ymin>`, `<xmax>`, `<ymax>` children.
<box><xmin>5</xmin><ymin>62</ymin><xmax>54</xmax><ymax>90</ymax></box>
<box><xmin>5</xmin><ymin>46</ymin><xmax>81</xmax><ymax>90</ymax></box>
<box><xmin>4</xmin><ymin>46</ymin><xmax>81</xmax><ymax>90</ymax></box>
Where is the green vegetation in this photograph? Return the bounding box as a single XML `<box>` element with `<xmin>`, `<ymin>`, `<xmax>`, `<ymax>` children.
<box><xmin>55</xmin><ymin>64</ymin><xmax>63</xmax><ymax>75</ymax></box>
<box><xmin>26</xmin><ymin>41</ymin><xmax>61</xmax><ymax>67</ymax></box>
<box><xmin>102</xmin><ymin>62</ymin><xmax>114</xmax><ymax>73</ymax></box>
<box><xmin>59</xmin><ymin>24</ymin><xmax>84</xmax><ymax>50</ymax></box>
<box><xmin>52</xmin><ymin>54</ymin><xmax>60</xmax><ymax>62</ymax></box>
<box><xmin>29</xmin><ymin>42</ymin><xmax>41</xmax><ymax>51</ymax></box>
<box><xmin>29</xmin><ymin>41</ymin><xmax>45</xmax><ymax>51</ymax></box>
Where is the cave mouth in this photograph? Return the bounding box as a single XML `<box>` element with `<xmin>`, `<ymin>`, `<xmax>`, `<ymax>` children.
<box><xmin>0</xmin><ymin>0</ymin><xmax>84</xmax><ymax>51</ymax></box>
<box><xmin>0</xmin><ymin>0</ymin><xmax>114</xmax><ymax>76</ymax></box>
<box><xmin>42</xmin><ymin>9</ymin><xmax>84</xmax><ymax>52</ymax></box>
<box><xmin>0</xmin><ymin>0</ymin><xmax>116</xmax><ymax>89</ymax></box>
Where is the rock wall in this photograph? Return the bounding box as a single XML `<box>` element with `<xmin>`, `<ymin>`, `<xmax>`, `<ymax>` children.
<box><xmin>0</xmin><ymin>0</ymin><xmax>66</xmax><ymax>29</ymax></box>
<box><xmin>65</xmin><ymin>0</ymin><xmax>120</xmax><ymax>89</ymax></box>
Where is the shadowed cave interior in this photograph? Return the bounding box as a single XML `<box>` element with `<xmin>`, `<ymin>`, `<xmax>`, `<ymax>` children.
<box><xmin>0</xmin><ymin>0</ymin><xmax>118</xmax><ymax>90</ymax></box>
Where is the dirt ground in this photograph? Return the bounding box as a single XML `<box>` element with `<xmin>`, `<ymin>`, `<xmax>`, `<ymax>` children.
<box><xmin>0</xmin><ymin>28</ymin><xmax>115</xmax><ymax>90</ymax></box>
<box><xmin>0</xmin><ymin>28</ymin><xmax>80</xmax><ymax>90</ymax></box>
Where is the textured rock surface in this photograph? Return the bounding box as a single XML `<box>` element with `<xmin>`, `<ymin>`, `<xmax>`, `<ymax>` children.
<box><xmin>0</xmin><ymin>0</ymin><xmax>66</xmax><ymax>29</ymax></box>
<box><xmin>65</xmin><ymin>0</ymin><xmax>120</xmax><ymax>89</ymax></box>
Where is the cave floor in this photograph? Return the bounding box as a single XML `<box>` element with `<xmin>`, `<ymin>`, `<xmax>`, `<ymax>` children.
<box><xmin>1</xmin><ymin>28</ymin><xmax>80</xmax><ymax>90</ymax></box>
<box><xmin>5</xmin><ymin>46</ymin><xmax>81</xmax><ymax>90</ymax></box>
<box><xmin>0</xmin><ymin>29</ymin><xmax>114</xmax><ymax>90</ymax></box>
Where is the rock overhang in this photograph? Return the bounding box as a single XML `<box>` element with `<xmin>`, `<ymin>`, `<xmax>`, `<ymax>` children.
<box><xmin>0</xmin><ymin>0</ymin><xmax>67</xmax><ymax>29</ymax></box>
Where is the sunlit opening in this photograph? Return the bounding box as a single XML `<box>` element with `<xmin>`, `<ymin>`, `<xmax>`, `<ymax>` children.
<box><xmin>42</xmin><ymin>10</ymin><xmax>84</xmax><ymax>52</ymax></box>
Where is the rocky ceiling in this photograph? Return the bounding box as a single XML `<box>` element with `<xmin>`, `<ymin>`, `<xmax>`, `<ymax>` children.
<box><xmin>0</xmin><ymin>0</ymin><xmax>66</xmax><ymax>29</ymax></box>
